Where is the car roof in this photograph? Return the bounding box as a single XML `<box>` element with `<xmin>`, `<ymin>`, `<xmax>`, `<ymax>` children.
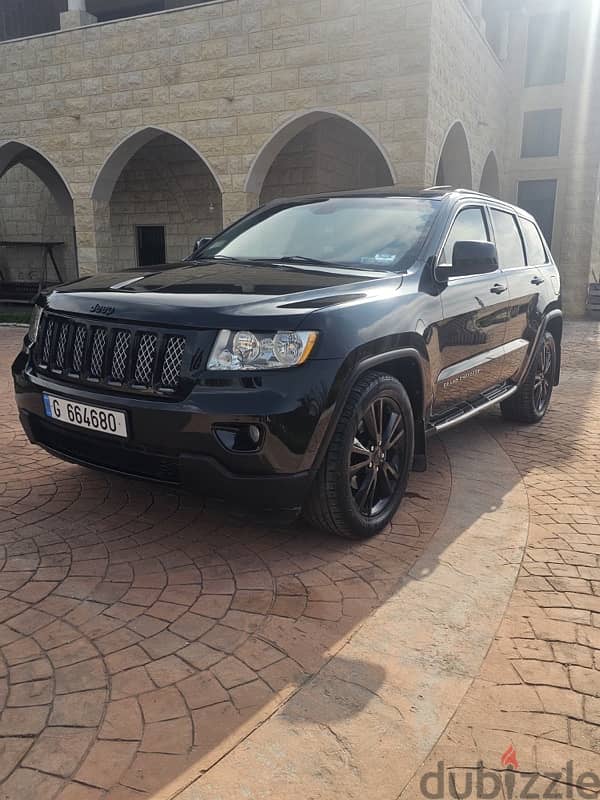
<box><xmin>264</xmin><ymin>186</ymin><xmax>537</xmax><ymax>221</ymax></box>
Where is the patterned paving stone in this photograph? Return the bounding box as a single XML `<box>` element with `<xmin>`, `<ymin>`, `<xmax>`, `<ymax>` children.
<box><xmin>402</xmin><ymin>321</ymin><xmax>600</xmax><ymax>798</ymax></box>
<box><xmin>0</xmin><ymin>320</ymin><xmax>450</xmax><ymax>800</ymax></box>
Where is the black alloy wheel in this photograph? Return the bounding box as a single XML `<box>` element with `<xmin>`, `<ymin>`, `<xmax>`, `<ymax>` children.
<box><xmin>533</xmin><ymin>336</ymin><xmax>554</xmax><ymax>415</ymax></box>
<box><xmin>350</xmin><ymin>396</ymin><xmax>406</xmax><ymax>518</ymax></box>
<box><xmin>304</xmin><ymin>371</ymin><xmax>415</xmax><ymax>539</ymax></box>
<box><xmin>501</xmin><ymin>331</ymin><xmax>557</xmax><ymax>424</ymax></box>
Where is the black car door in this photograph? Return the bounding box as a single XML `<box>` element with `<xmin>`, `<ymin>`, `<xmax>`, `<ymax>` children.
<box><xmin>494</xmin><ymin>212</ymin><xmax>551</xmax><ymax>381</ymax></box>
<box><xmin>433</xmin><ymin>205</ymin><xmax>509</xmax><ymax>416</ymax></box>
<box><xmin>490</xmin><ymin>207</ymin><xmax>532</xmax><ymax>381</ymax></box>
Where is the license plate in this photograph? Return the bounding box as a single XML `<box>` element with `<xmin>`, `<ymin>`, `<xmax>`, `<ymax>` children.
<box><xmin>43</xmin><ymin>394</ymin><xmax>128</xmax><ymax>438</ymax></box>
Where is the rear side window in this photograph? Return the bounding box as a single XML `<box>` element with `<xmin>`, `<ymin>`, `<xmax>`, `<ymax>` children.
<box><xmin>490</xmin><ymin>209</ymin><xmax>526</xmax><ymax>268</ymax></box>
<box><xmin>441</xmin><ymin>207</ymin><xmax>489</xmax><ymax>265</ymax></box>
<box><xmin>520</xmin><ymin>218</ymin><xmax>548</xmax><ymax>265</ymax></box>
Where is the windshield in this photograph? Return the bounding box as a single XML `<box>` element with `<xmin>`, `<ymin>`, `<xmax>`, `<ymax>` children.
<box><xmin>199</xmin><ymin>197</ymin><xmax>440</xmax><ymax>271</ymax></box>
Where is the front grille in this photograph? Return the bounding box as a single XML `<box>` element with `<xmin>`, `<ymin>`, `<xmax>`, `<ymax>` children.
<box><xmin>36</xmin><ymin>313</ymin><xmax>189</xmax><ymax>396</ymax></box>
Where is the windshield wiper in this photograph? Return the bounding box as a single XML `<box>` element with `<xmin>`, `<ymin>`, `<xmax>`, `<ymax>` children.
<box><xmin>277</xmin><ymin>255</ymin><xmax>343</xmax><ymax>267</ymax></box>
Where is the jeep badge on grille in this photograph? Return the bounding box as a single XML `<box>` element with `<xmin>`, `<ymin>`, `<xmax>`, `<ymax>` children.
<box><xmin>89</xmin><ymin>304</ymin><xmax>115</xmax><ymax>316</ymax></box>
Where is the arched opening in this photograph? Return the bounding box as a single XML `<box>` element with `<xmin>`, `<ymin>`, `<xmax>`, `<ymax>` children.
<box><xmin>91</xmin><ymin>128</ymin><xmax>223</xmax><ymax>272</ymax></box>
<box><xmin>435</xmin><ymin>122</ymin><xmax>473</xmax><ymax>190</ymax></box>
<box><xmin>246</xmin><ymin>111</ymin><xmax>395</xmax><ymax>205</ymax></box>
<box><xmin>480</xmin><ymin>151</ymin><xmax>500</xmax><ymax>197</ymax></box>
<box><xmin>0</xmin><ymin>142</ymin><xmax>77</xmax><ymax>294</ymax></box>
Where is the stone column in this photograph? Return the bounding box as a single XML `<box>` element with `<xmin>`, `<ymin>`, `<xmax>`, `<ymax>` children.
<box><xmin>73</xmin><ymin>197</ymin><xmax>112</xmax><ymax>276</ymax></box>
<box><xmin>221</xmin><ymin>192</ymin><xmax>259</xmax><ymax>229</ymax></box>
<box><xmin>60</xmin><ymin>0</ymin><xmax>97</xmax><ymax>30</ymax></box>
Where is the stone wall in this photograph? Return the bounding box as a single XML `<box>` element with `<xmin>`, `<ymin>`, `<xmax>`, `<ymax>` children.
<box><xmin>0</xmin><ymin>0</ymin><xmax>433</xmax><ymax>276</ymax></box>
<box><xmin>426</xmin><ymin>0</ymin><xmax>507</xmax><ymax>191</ymax></box>
<box><xmin>0</xmin><ymin>0</ymin><xmax>597</xmax><ymax>312</ymax></box>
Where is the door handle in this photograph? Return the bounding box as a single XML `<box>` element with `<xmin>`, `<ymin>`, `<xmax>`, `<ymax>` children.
<box><xmin>490</xmin><ymin>284</ymin><xmax>508</xmax><ymax>295</ymax></box>
<box><xmin>531</xmin><ymin>276</ymin><xmax>545</xmax><ymax>285</ymax></box>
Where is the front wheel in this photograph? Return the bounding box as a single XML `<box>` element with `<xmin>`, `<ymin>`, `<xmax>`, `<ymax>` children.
<box><xmin>304</xmin><ymin>371</ymin><xmax>415</xmax><ymax>539</ymax></box>
<box><xmin>501</xmin><ymin>331</ymin><xmax>556</xmax><ymax>424</ymax></box>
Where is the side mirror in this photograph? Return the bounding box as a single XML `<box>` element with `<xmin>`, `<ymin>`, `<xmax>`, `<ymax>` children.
<box><xmin>194</xmin><ymin>236</ymin><xmax>212</xmax><ymax>252</ymax></box>
<box><xmin>186</xmin><ymin>236</ymin><xmax>213</xmax><ymax>262</ymax></box>
<box><xmin>434</xmin><ymin>240</ymin><xmax>499</xmax><ymax>282</ymax></box>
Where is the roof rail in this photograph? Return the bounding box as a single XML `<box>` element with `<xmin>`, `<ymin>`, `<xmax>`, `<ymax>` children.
<box><xmin>423</xmin><ymin>185</ymin><xmax>453</xmax><ymax>192</ymax></box>
<box><xmin>453</xmin><ymin>188</ymin><xmax>490</xmax><ymax>197</ymax></box>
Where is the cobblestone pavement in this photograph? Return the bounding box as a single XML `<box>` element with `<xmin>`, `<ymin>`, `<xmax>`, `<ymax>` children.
<box><xmin>402</xmin><ymin>321</ymin><xmax>600</xmax><ymax>799</ymax></box>
<box><xmin>0</xmin><ymin>322</ymin><xmax>598</xmax><ymax>800</ymax></box>
<box><xmin>0</xmin><ymin>327</ymin><xmax>451</xmax><ymax>799</ymax></box>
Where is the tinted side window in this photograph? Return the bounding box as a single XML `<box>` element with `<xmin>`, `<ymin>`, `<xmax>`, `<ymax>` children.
<box><xmin>441</xmin><ymin>207</ymin><xmax>489</xmax><ymax>266</ymax></box>
<box><xmin>490</xmin><ymin>210</ymin><xmax>526</xmax><ymax>268</ymax></box>
<box><xmin>520</xmin><ymin>218</ymin><xmax>548</xmax><ymax>265</ymax></box>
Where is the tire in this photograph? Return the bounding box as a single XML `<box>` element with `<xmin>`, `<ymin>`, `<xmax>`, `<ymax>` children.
<box><xmin>501</xmin><ymin>331</ymin><xmax>556</xmax><ymax>424</ymax></box>
<box><xmin>304</xmin><ymin>371</ymin><xmax>415</xmax><ymax>539</ymax></box>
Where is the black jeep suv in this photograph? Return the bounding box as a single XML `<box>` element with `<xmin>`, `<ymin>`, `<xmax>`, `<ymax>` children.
<box><xmin>13</xmin><ymin>188</ymin><xmax>562</xmax><ymax>539</ymax></box>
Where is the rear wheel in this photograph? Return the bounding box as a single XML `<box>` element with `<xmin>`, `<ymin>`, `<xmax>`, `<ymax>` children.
<box><xmin>304</xmin><ymin>371</ymin><xmax>414</xmax><ymax>539</ymax></box>
<box><xmin>501</xmin><ymin>331</ymin><xmax>556</xmax><ymax>424</ymax></box>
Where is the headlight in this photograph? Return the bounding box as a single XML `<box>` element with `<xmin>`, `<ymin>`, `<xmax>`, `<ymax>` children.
<box><xmin>207</xmin><ymin>330</ymin><xmax>318</xmax><ymax>370</ymax></box>
<box><xmin>28</xmin><ymin>305</ymin><xmax>43</xmax><ymax>344</ymax></box>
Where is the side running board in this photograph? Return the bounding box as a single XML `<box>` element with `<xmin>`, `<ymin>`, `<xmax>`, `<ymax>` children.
<box><xmin>430</xmin><ymin>383</ymin><xmax>519</xmax><ymax>434</ymax></box>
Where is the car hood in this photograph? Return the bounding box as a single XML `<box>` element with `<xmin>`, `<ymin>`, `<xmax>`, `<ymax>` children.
<box><xmin>46</xmin><ymin>259</ymin><xmax>399</xmax><ymax>330</ymax></box>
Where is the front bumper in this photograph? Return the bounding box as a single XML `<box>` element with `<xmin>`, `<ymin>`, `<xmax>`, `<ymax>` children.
<box><xmin>13</xmin><ymin>351</ymin><xmax>342</xmax><ymax>509</ymax></box>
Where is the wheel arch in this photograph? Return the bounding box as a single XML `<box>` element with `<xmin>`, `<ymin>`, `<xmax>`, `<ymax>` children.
<box><xmin>308</xmin><ymin>347</ymin><xmax>431</xmax><ymax>475</ymax></box>
<box><xmin>544</xmin><ymin>312</ymin><xmax>563</xmax><ymax>385</ymax></box>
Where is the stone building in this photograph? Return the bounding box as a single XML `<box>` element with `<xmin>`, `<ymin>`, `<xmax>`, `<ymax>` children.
<box><xmin>0</xmin><ymin>0</ymin><xmax>598</xmax><ymax>314</ymax></box>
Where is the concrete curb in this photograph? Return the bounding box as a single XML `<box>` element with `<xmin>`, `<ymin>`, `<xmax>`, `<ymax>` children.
<box><xmin>171</xmin><ymin>422</ymin><xmax>529</xmax><ymax>800</ymax></box>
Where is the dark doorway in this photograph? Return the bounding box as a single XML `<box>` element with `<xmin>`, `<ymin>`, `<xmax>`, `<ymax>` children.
<box><xmin>136</xmin><ymin>225</ymin><xmax>166</xmax><ymax>267</ymax></box>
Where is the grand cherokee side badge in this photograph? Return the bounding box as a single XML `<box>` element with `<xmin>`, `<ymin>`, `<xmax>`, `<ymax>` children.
<box><xmin>89</xmin><ymin>304</ymin><xmax>115</xmax><ymax>316</ymax></box>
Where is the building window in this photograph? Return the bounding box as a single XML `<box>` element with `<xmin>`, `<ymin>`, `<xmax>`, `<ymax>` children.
<box><xmin>521</xmin><ymin>109</ymin><xmax>562</xmax><ymax>158</ymax></box>
<box><xmin>0</xmin><ymin>0</ymin><xmax>66</xmax><ymax>42</ymax></box>
<box><xmin>525</xmin><ymin>13</ymin><xmax>569</xmax><ymax>87</ymax></box>
<box><xmin>137</xmin><ymin>226</ymin><xmax>166</xmax><ymax>267</ymax></box>
<box><xmin>517</xmin><ymin>180</ymin><xmax>557</xmax><ymax>247</ymax></box>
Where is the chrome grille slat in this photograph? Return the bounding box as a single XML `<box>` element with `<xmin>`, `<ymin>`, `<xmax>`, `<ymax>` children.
<box><xmin>134</xmin><ymin>333</ymin><xmax>157</xmax><ymax>387</ymax></box>
<box><xmin>55</xmin><ymin>322</ymin><xmax>69</xmax><ymax>370</ymax></box>
<box><xmin>41</xmin><ymin>318</ymin><xmax>55</xmax><ymax>365</ymax></box>
<box><xmin>89</xmin><ymin>328</ymin><xmax>107</xmax><ymax>379</ymax></box>
<box><xmin>160</xmin><ymin>336</ymin><xmax>186</xmax><ymax>389</ymax></box>
<box><xmin>72</xmin><ymin>325</ymin><xmax>87</xmax><ymax>374</ymax></box>
<box><xmin>36</xmin><ymin>313</ymin><xmax>186</xmax><ymax>395</ymax></box>
<box><xmin>111</xmin><ymin>331</ymin><xmax>131</xmax><ymax>383</ymax></box>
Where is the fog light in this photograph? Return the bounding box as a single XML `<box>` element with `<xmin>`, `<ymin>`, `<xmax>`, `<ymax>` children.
<box><xmin>214</xmin><ymin>424</ymin><xmax>263</xmax><ymax>452</ymax></box>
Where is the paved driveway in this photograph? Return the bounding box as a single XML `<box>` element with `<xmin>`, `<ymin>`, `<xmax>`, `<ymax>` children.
<box><xmin>0</xmin><ymin>322</ymin><xmax>597</xmax><ymax>800</ymax></box>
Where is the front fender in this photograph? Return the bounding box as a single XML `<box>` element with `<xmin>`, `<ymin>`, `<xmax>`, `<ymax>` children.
<box><xmin>300</xmin><ymin>340</ymin><xmax>431</xmax><ymax>473</ymax></box>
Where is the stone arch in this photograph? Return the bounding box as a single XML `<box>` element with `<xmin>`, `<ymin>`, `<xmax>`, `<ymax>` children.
<box><xmin>245</xmin><ymin>110</ymin><xmax>396</xmax><ymax>203</ymax></box>
<box><xmin>90</xmin><ymin>127</ymin><xmax>224</xmax><ymax>271</ymax></box>
<box><xmin>0</xmin><ymin>141</ymin><xmax>77</xmax><ymax>283</ymax></box>
<box><xmin>435</xmin><ymin>122</ymin><xmax>473</xmax><ymax>190</ymax></box>
<box><xmin>479</xmin><ymin>151</ymin><xmax>500</xmax><ymax>197</ymax></box>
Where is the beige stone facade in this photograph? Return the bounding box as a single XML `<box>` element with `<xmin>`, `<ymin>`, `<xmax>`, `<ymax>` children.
<box><xmin>0</xmin><ymin>0</ymin><xmax>598</xmax><ymax>313</ymax></box>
